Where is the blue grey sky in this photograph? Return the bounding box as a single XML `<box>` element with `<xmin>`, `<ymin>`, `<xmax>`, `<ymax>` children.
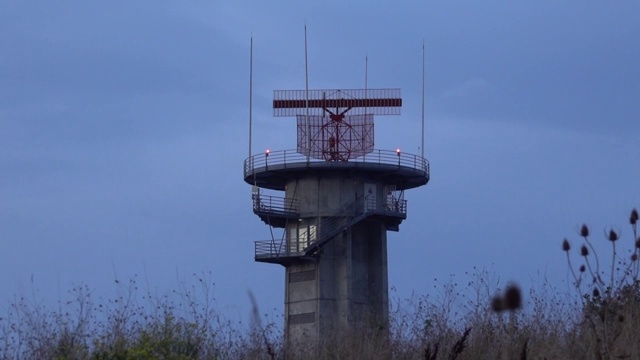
<box><xmin>2</xmin><ymin>1</ymin><xmax>639</xmax><ymax>319</ymax></box>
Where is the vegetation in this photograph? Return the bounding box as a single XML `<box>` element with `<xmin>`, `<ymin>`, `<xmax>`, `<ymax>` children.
<box><xmin>1</xmin><ymin>209</ymin><xmax>639</xmax><ymax>359</ymax></box>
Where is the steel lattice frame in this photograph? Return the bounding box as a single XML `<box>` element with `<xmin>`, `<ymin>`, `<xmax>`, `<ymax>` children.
<box><xmin>297</xmin><ymin>114</ymin><xmax>374</xmax><ymax>161</ymax></box>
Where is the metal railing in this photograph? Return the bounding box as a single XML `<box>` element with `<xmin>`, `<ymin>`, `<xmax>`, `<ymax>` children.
<box><xmin>244</xmin><ymin>149</ymin><xmax>429</xmax><ymax>179</ymax></box>
<box><xmin>255</xmin><ymin>225</ymin><xmax>318</xmax><ymax>259</ymax></box>
<box><xmin>254</xmin><ymin>195</ymin><xmax>409</xmax><ymax>260</ymax></box>
<box><xmin>252</xmin><ymin>193</ymin><xmax>299</xmax><ymax>216</ymax></box>
<box><xmin>361</xmin><ymin>197</ymin><xmax>407</xmax><ymax>217</ymax></box>
<box><xmin>255</xmin><ymin>240</ymin><xmax>291</xmax><ymax>258</ymax></box>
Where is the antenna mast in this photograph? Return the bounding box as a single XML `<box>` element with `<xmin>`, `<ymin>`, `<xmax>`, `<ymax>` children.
<box><xmin>365</xmin><ymin>54</ymin><xmax>368</xmax><ymax>91</ymax></box>
<box><xmin>249</xmin><ymin>35</ymin><xmax>253</xmax><ymax>160</ymax></box>
<box><xmin>365</xmin><ymin>54</ymin><xmax>368</xmax><ymax>109</ymax></box>
<box><xmin>421</xmin><ymin>41</ymin><xmax>425</xmax><ymax>159</ymax></box>
<box><xmin>304</xmin><ymin>25</ymin><xmax>310</xmax><ymax>161</ymax></box>
<box><xmin>364</xmin><ymin>54</ymin><xmax>368</xmax><ymax>160</ymax></box>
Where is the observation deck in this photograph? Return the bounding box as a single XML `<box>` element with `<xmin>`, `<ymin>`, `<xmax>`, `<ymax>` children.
<box><xmin>243</xmin><ymin>149</ymin><xmax>429</xmax><ymax>191</ymax></box>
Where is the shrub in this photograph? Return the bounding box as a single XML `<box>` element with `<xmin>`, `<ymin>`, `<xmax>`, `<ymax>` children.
<box><xmin>562</xmin><ymin>208</ymin><xmax>640</xmax><ymax>359</ymax></box>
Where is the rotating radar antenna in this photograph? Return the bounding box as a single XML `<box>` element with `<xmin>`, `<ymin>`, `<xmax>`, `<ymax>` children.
<box><xmin>273</xmin><ymin>88</ymin><xmax>402</xmax><ymax>161</ymax></box>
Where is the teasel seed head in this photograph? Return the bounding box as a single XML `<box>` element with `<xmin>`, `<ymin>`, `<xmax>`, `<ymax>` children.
<box><xmin>581</xmin><ymin>245</ymin><xmax>589</xmax><ymax>257</ymax></box>
<box><xmin>631</xmin><ymin>208</ymin><xmax>639</xmax><ymax>225</ymax></box>
<box><xmin>579</xmin><ymin>265</ymin><xmax>586</xmax><ymax>272</ymax></box>
<box><xmin>562</xmin><ymin>238</ymin><xmax>570</xmax><ymax>252</ymax></box>
<box><xmin>608</xmin><ymin>229</ymin><xmax>619</xmax><ymax>242</ymax></box>
<box><xmin>580</xmin><ymin>224</ymin><xmax>590</xmax><ymax>237</ymax></box>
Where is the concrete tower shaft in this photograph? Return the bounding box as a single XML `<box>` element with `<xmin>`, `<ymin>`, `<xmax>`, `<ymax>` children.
<box><xmin>283</xmin><ymin>174</ymin><xmax>390</xmax><ymax>345</ymax></box>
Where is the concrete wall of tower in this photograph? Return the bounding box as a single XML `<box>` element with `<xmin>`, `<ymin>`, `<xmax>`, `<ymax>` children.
<box><xmin>282</xmin><ymin>174</ymin><xmax>389</xmax><ymax>351</ymax></box>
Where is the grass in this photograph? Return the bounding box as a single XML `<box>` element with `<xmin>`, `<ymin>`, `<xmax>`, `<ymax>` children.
<box><xmin>1</xmin><ymin>208</ymin><xmax>639</xmax><ymax>359</ymax></box>
<box><xmin>3</xmin><ymin>272</ymin><xmax>635</xmax><ymax>360</ymax></box>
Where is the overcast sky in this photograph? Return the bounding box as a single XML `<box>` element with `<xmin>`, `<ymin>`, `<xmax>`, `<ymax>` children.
<box><xmin>1</xmin><ymin>1</ymin><xmax>639</xmax><ymax>322</ymax></box>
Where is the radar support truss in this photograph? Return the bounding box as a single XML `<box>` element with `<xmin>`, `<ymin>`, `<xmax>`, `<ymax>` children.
<box><xmin>297</xmin><ymin>114</ymin><xmax>374</xmax><ymax>161</ymax></box>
